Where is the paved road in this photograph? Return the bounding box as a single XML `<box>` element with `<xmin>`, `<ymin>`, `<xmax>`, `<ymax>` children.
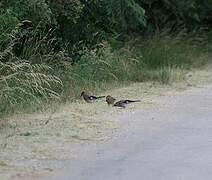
<box><xmin>52</xmin><ymin>86</ymin><xmax>212</xmax><ymax>180</ymax></box>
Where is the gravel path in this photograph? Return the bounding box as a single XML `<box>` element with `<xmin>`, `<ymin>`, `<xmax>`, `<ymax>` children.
<box><xmin>51</xmin><ymin>85</ymin><xmax>212</xmax><ymax>180</ymax></box>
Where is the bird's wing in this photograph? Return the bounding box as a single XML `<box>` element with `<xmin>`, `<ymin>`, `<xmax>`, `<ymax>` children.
<box><xmin>89</xmin><ymin>96</ymin><xmax>97</xmax><ymax>100</ymax></box>
<box><xmin>115</xmin><ymin>102</ymin><xmax>126</xmax><ymax>108</ymax></box>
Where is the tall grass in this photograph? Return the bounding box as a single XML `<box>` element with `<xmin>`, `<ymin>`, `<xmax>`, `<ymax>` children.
<box><xmin>126</xmin><ymin>33</ymin><xmax>208</xmax><ymax>82</ymax></box>
<box><xmin>0</xmin><ymin>28</ymin><xmax>210</xmax><ymax>117</ymax></box>
<box><xmin>62</xmin><ymin>32</ymin><xmax>209</xmax><ymax>100</ymax></box>
<box><xmin>0</xmin><ymin>27</ymin><xmax>64</xmax><ymax>117</ymax></box>
<box><xmin>0</xmin><ymin>58</ymin><xmax>62</xmax><ymax>116</ymax></box>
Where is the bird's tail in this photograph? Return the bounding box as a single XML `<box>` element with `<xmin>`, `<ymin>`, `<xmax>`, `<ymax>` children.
<box><xmin>96</xmin><ymin>96</ymin><xmax>106</xmax><ymax>99</ymax></box>
<box><xmin>125</xmin><ymin>100</ymin><xmax>141</xmax><ymax>104</ymax></box>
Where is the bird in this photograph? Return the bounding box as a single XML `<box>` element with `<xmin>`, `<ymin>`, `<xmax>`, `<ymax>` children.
<box><xmin>114</xmin><ymin>99</ymin><xmax>141</xmax><ymax>108</ymax></box>
<box><xmin>18</xmin><ymin>20</ymin><xmax>33</xmax><ymax>29</ymax></box>
<box><xmin>106</xmin><ymin>95</ymin><xmax>116</xmax><ymax>105</ymax></box>
<box><xmin>81</xmin><ymin>91</ymin><xmax>105</xmax><ymax>103</ymax></box>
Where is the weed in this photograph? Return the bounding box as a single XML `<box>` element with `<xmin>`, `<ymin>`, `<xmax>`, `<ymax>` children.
<box><xmin>0</xmin><ymin>30</ymin><xmax>210</xmax><ymax>117</ymax></box>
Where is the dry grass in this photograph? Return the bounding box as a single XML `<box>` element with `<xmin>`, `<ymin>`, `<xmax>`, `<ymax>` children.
<box><xmin>0</xmin><ymin>65</ymin><xmax>212</xmax><ymax>179</ymax></box>
<box><xmin>0</xmin><ymin>78</ymin><xmax>167</xmax><ymax>179</ymax></box>
<box><xmin>0</xmin><ymin>60</ymin><xmax>62</xmax><ymax>116</ymax></box>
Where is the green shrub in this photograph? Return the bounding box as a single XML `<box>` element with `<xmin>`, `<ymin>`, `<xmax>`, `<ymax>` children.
<box><xmin>6</xmin><ymin>0</ymin><xmax>52</xmax><ymax>25</ymax></box>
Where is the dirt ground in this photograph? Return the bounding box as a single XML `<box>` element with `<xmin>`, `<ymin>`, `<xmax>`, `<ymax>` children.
<box><xmin>0</xmin><ymin>65</ymin><xmax>212</xmax><ymax>180</ymax></box>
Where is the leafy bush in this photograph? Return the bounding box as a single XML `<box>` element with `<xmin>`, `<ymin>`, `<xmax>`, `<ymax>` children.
<box><xmin>1</xmin><ymin>0</ymin><xmax>211</xmax><ymax>47</ymax></box>
<box><xmin>139</xmin><ymin>0</ymin><xmax>212</xmax><ymax>32</ymax></box>
<box><xmin>104</xmin><ymin>0</ymin><xmax>146</xmax><ymax>32</ymax></box>
<box><xmin>5</xmin><ymin>0</ymin><xmax>52</xmax><ymax>25</ymax></box>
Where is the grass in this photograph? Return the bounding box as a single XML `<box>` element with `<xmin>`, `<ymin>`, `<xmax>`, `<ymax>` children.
<box><xmin>0</xmin><ymin>59</ymin><xmax>62</xmax><ymax>117</ymax></box>
<box><xmin>62</xmin><ymin>32</ymin><xmax>210</xmax><ymax>99</ymax></box>
<box><xmin>0</xmin><ymin>29</ymin><xmax>211</xmax><ymax>117</ymax></box>
<box><xmin>0</xmin><ymin>160</ymin><xmax>7</xmax><ymax>167</ymax></box>
<box><xmin>0</xmin><ymin>30</ymin><xmax>211</xmax><ymax>178</ymax></box>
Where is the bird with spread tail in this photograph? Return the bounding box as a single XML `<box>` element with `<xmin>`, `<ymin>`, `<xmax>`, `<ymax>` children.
<box><xmin>18</xmin><ymin>20</ymin><xmax>33</xmax><ymax>29</ymax></box>
<box><xmin>81</xmin><ymin>91</ymin><xmax>105</xmax><ymax>103</ymax></box>
<box><xmin>106</xmin><ymin>95</ymin><xmax>116</xmax><ymax>105</ymax></box>
<box><xmin>113</xmin><ymin>99</ymin><xmax>141</xmax><ymax>108</ymax></box>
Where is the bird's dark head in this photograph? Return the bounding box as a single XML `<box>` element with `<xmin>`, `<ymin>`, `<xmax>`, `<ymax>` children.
<box><xmin>106</xmin><ymin>95</ymin><xmax>115</xmax><ymax>100</ymax></box>
<box><xmin>106</xmin><ymin>95</ymin><xmax>111</xmax><ymax>99</ymax></box>
<box><xmin>81</xmin><ymin>91</ymin><xmax>85</xmax><ymax>97</ymax></box>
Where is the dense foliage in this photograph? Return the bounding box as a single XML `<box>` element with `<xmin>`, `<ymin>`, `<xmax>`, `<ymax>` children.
<box><xmin>1</xmin><ymin>0</ymin><xmax>211</xmax><ymax>45</ymax></box>
<box><xmin>0</xmin><ymin>0</ymin><xmax>211</xmax><ymax>116</ymax></box>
